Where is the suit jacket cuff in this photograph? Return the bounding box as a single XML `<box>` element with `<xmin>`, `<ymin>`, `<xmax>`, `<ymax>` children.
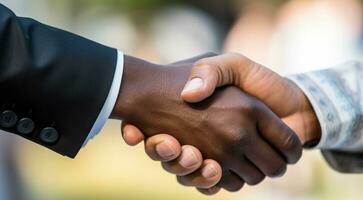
<box><xmin>82</xmin><ymin>51</ymin><xmax>124</xmax><ymax>146</ymax></box>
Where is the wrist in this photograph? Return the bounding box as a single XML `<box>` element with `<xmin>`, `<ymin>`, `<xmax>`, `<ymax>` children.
<box><xmin>111</xmin><ymin>55</ymin><xmax>162</xmax><ymax>120</ymax></box>
<box><xmin>298</xmin><ymin>91</ymin><xmax>322</xmax><ymax>147</ymax></box>
<box><xmin>282</xmin><ymin>78</ymin><xmax>321</xmax><ymax>147</ymax></box>
<box><xmin>111</xmin><ymin>56</ymin><xmax>192</xmax><ymax>122</ymax></box>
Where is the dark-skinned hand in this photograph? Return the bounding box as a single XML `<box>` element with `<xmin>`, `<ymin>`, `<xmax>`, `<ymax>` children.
<box><xmin>113</xmin><ymin>54</ymin><xmax>303</xmax><ymax>193</ymax></box>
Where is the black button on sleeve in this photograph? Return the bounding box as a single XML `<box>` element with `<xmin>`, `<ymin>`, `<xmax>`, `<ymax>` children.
<box><xmin>17</xmin><ymin>118</ymin><xmax>35</xmax><ymax>135</ymax></box>
<box><xmin>0</xmin><ymin>110</ymin><xmax>18</xmax><ymax>128</ymax></box>
<box><xmin>40</xmin><ymin>127</ymin><xmax>59</xmax><ymax>144</ymax></box>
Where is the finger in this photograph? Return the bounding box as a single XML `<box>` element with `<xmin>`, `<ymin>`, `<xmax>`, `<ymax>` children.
<box><xmin>121</xmin><ymin>122</ymin><xmax>145</xmax><ymax>146</ymax></box>
<box><xmin>145</xmin><ymin>134</ymin><xmax>182</xmax><ymax>162</ymax></box>
<box><xmin>257</xmin><ymin>105</ymin><xmax>303</xmax><ymax>164</ymax></box>
<box><xmin>231</xmin><ymin>157</ymin><xmax>265</xmax><ymax>185</ymax></box>
<box><xmin>181</xmin><ymin>53</ymin><xmax>244</xmax><ymax>103</ymax></box>
<box><xmin>170</xmin><ymin>52</ymin><xmax>218</xmax><ymax>65</ymax></box>
<box><xmin>197</xmin><ymin>186</ymin><xmax>221</xmax><ymax>195</ymax></box>
<box><xmin>243</xmin><ymin>134</ymin><xmax>287</xmax><ymax>178</ymax></box>
<box><xmin>161</xmin><ymin>145</ymin><xmax>203</xmax><ymax>176</ymax></box>
<box><xmin>177</xmin><ymin>159</ymin><xmax>222</xmax><ymax>189</ymax></box>
<box><xmin>217</xmin><ymin>171</ymin><xmax>245</xmax><ymax>192</ymax></box>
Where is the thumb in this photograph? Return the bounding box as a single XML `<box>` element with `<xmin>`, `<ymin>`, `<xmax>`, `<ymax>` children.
<box><xmin>181</xmin><ymin>55</ymin><xmax>238</xmax><ymax>103</ymax></box>
<box><xmin>181</xmin><ymin>53</ymin><xmax>300</xmax><ymax>117</ymax></box>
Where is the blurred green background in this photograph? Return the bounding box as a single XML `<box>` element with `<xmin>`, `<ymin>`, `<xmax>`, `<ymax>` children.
<box><xmin>1</xmin><ymin>0</ymin><xmax>363</xmax><ymax>199</ymax></box>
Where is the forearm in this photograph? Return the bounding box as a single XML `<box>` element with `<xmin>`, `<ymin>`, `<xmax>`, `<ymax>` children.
<box><xmin>111</xmin><ymin>55</ymin><xmax>162</xmax><ymax>120</ymax></box>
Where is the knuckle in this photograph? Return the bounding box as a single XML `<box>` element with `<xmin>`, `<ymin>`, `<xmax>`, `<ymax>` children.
<box><xmin>199</xmin><ymin>178</ymin><xmax>220</xmax><ymax>189</ymax></box>
<box><xmin>161</xmin><ymin>162</ymin><xmax>172</xmax><ymax>172</ymax></box>
<box><xmin>197</xmin><ymin>188</ymin><xmax>211</xmax><ymax>196</ymax></box>
<box><xmin>197</xmin><ymin>187</ymin><xmax>220</xmax><ymax>196</ymax></box>
<box><xmin>291</xmin><ymin>147</ymin><xmax>303</xmax><ymax>164</ymax></box>
<box><xmin>161</xmin><ymin>162</ymin><xmax>180</xmax><ymax>175</ymax></box>
<box><xmin>235</xmin><ymin>130</ymin><xmax>253</xmax><ymax>147</ymax></box>
<box><xmin>246</xmin><ymin>175</ymin><xmax>265</xmax><ymax>186</ymax></box>
<box><xmin>266</xmin><ymin>164</ymin><xmax>287</xmax><ymax>178</ymax></box>
<box><xmin>227</xmin><ymin>53</ymin><xmax>250</xmax><ymax>68</ymax></box>
<box><xmin>218</xmin><ymin>173</ymin><xmax>245</xmax><ymax>192</ymax></box>
<box><xmin>281</xmin><ymin>131</ymin><xmax>303</xmax><ymax>163</ymax></box>
<box><xmin>176</xmin><ymin>176</ymin><xmax>191</xmax><ymax>187</ymax></box>
<box><xmin>194</xmin><ymin>58</ymin><xmax>211</xmax><ymax>67</ymax></box>
<box><xmin>240</xmin><ymin>98</ymin><xmax>260</xmax><ymax>116</ymax></box>
<box><xmin>223</xmin><ymin>182</ymin><xmax>244</xmax><ymax>192</ymax></box>
<box><xmin>192</xmin><ymin>62</ymin><xmax>216</xmax><ymax>77</ymax></box>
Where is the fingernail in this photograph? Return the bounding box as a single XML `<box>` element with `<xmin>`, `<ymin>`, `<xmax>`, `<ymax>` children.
<box><xmin>155</xmin><ymin>141</ymin><xmax>177</xmax><ymax>159</ymax></box>
<box><xmin>202</xmin><ymin>164</ymin><xmax>218</xmax><ymax>178</ymax></box>
<box><xmin>179</xmin><ymin>148</ymin><xmax>199</xmax><ymax>168</ymax></box>
<box><xmin>182</xmin><ymin>78</ymin><xmax>204</xmax><ymax>93</ymax></box>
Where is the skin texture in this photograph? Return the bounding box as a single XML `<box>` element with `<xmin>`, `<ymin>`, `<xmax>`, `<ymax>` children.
<box><xmin>181</xmin><ymin>53</ymin><xmax>321</xmax><ymax>144</ymax></box>
<box><xmin>122</xmin><ymin>54</ymin><xmax>225</xmax><ymax>194</ymax></box>
<box><xmin>122</xmin><ymin>53</ymin><xmax>321</xmax><ymax>195</ymax></box>
<box><xmin>112</xmin><ymin>55</ymin><xmax>302</xmax><ymax>192</ymax></box>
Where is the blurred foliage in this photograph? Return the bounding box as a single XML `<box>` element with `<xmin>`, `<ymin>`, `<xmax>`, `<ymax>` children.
<box><xmin>79</xmin><ymin>0</ymin><xmax>182</xmax><ymax>12</ymax></box>
<box><xmin>74</xmin><ymin>0</ymin><xmax>292</xmax><ymax>26</ymax></box>
<box><xmin>79</xmin><ymin>0</ymin><xmax>291</xmax><ymax>12</ymax></box>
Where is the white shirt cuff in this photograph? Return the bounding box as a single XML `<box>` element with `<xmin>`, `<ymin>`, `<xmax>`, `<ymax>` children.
<box><xmin>82</xmin><ymin>50</ymin><xmax>124</xmax><ymax>146</ymax></box>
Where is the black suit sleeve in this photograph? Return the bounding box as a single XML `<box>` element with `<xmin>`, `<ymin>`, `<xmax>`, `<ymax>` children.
<box><xmin>0</xmin><ymin>4</ymin><xmax>118</xmax><ymax>158</ymax></box>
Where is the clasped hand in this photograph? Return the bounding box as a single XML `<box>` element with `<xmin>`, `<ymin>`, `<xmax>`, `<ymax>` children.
<box><xmin>112</xmin><ymin>53</ymin><xmax>320</xmax><ymax>195</ymax></box>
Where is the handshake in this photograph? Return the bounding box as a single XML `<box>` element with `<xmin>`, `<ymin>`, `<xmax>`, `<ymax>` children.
<box><xmin>111</xmin><ymin>53</ymin><xmax>321</xmax><ymax>195</ymax></box>
<box><xmin>0</xmin><ymin>4</ymin><xmax>358</xmax><ymax>196</ymax></box>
